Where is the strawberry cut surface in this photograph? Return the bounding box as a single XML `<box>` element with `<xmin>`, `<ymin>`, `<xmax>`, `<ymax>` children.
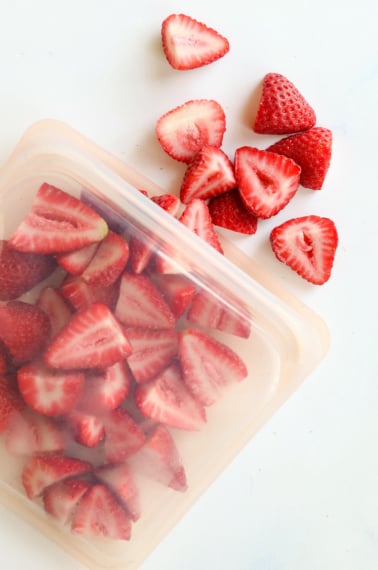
<box><xmin>81</xmin><ymin>230</ymin><xmax>129</xmax><ymax>287</ymax></box>
<box><xmin>0</xmin><ymin>376</ymin><xmax>25</xmax><ymax>434</ymax></box>
<box><xmin>95</xmin><ymin>463</ymin><xmax>141</xmax><ymax>521</ymax></box>
<box><xmin>60</xmin><ymin>274</ymin><xmax>120</xmax><ymax>312</ymax></box>
<box><xmin>80</xmin><ymin>361</ymin><xmax>132</xmax><ymax>413</ymax></box>
<box><xmin>102</xmin><ymin>407</ymin><xmax>146</xmax><ymax>463</ymax></box>
<box><xmin>179</xmin><ymin>198</ymin><xmax>224</xmax><ymax>253</ymax></box>
<box><xmin>5</xmin><ymin>409</ymin><xmax>65</xmax><ymax>456</ymax></box>
<box><xmin>43</xmin><ymin>478</ymin><xmax>92</xmax><ymax>525</ymax></box>
<box><xmin>36</xmin><ymin>287</ymin><xmax>73</xmax><ymax>339</ymax></box>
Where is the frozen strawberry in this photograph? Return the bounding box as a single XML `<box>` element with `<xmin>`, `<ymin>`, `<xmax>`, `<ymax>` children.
<box><xmin>0</xmin><ymin>376</ymin><xmax>24</xmax><ymax>434</ymax></box>
<box><xmin>187</xmin><ymin>290</ymin><xmax>251</xmax><ymax>338</ymax></box>
<box><xmin>156</xmin><ymin>99</ymin><xmax>226</xmax><ymax>163</ymax></box>
<box><xmin>131</xmin><ymin>425</ymin><xmax>187</xmax><ymax>492</ymax></box>
<box><xmin>5</xmin><ymin>409</ymin><xmax>65</xmax><ymax>456</ymax></box>
<box><xmin>56</xmin><ymin>242</ymin><xmax>99</xmax><ymax>275</ymax></box>
<box><xmin>102</xmin><ymin>407</ymin><xmax>145</xmax><ymax>463</ymax></box>
<box><xmin>161</xmin><ymin>13</ymin><xmax>229</xmax><ymax>70</ymax></box>
<box><xmin>22</xmin><ymin>453</ymin><xmax>92</xmax><ymax>499</ymax></box>
<box><xmin>9</xmin><ymin>183</ymin><xmax>108</xmax><ymax>254</ymax></box>
<box><xmin>17</xmin><ymin>361</ymin><xmax>85</xmax><ymax>417</ymax></box>
<box><xmin>253</xmin><ymin>73</ymin><xmax>316</xmax><ymax>134</ymax></box>
<box><xmin>125</xmin><ymin>327</ymin><xmax>178</xmax><ymax>384</ymax></box>
<box><xmin>0</xmin><ymin>301</ymin><xmax>51</xmax><ymax>366</ymax></box>
<box><xmin>270</xmin><ymin>215</ymin><xmax>338</xmax><ymax>284</ymax></box>
<box><xmin>135</xmin><ymin>362</ymin><xmax>206</xmax><ymax>431</ymax></box>
<box><xmin>71</xmin><ymin>484</ymin><xmax>132</xmax><ymax>541</ymax></box>
<box><xmin>95</xmin><ymin>463</ymin><xmax>141</xmax><ymax>521</ymax></box>
<box><xmin>115</xmin><ymin>273</ymin><xmax>175</xmax><ymax>330</ymax></box>
<box><xmin>153</xmin><ymin>274</ymin><xmax>197</xmax><ymax>318</ymax></box>
<box><xmin>179</xmin><ymin>199</ymin><xmax>224</xmax><ymax>253</ymax></box>
<box><xmin>80</xmin><ymin>361</ymin><xmax>132</xmax><ymax>413</ymax></box>
<box><xmin>179</xmin><ymin>329</ymin><xmax>248</xmax><ymax>406</ymax></box>
<box><xmin>45</xmin><ymin>303</ymin><xmax>132</xmax><ymax>370</ymax></box>
<box><xmin>66</xmin><ymin>409</ymin><xmax>105</xmax><ymax>448</ymax></box>
<box><xmin>151</xmin><ymin>193</ymin><xmax>180</xmax><ymax>216</ymax></box>
<box><xmin>36</xmin><ymin>287</ymin><xmax>73</xmax><ymax>339</ymax></box>
<box><xmin>60</xmin><ymin>274</ymin><xmax>120</xmax><ymax>311</ymax></box>
<box><xmin>234</xmin><ymin>146</ymin><xmax>301</xmax><ymax>219</ymax></box>
<box><xmin>81</xmin><ymin>230</ymin><xmax>129</xmax><ymax>287</ymax></box>
<box><xmin>267</xmin><ymin>127</ymin><xmax>333</xmax><ymax>190</ymax></box>
<box><xmin>0</xmin><ymin>240</ymin><xmax>57</xmax><ymax>301</ymax></box>
<box><xmin>208</xmin><ymin>188</ymin><xmax>258</xmax><ymax>235</ymax></box>
<box><xmin>43</xmin><ymin>478</ymin><xmax>92</xmax><ymax>525</ymax></box>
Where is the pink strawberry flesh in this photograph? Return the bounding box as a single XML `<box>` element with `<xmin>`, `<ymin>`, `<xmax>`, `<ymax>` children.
<box><xmin>56</xmin><ymin>242</ymin><xmax>99</xmax><ymax>275</ymax></box>
<box><xmin>0</xmin><ymin>376</ymin><xmax>25</xmax><ymax>434</ymax></box>
<box><xmin>81</xmin><ymin>230</ymin><xmax>129</xmax><ymax>287</ymax></box>
<box><xmin>80</xmin><ymin>360</ymin><xmax>132</xmax><ymax>413</ymax></box>
<box><xmin>179</xmin><ymin>198</ymin><xmax>224</xmax><ymax>253</ymax></box>
<box><xmin>43</xmin><ymin>478</ymin><xmax>92</xmax><ymax>525</ymax></box>
<box><xmin>95</xmin><ymin>463</ymin><xmax>141</xmax><ymax>521</ymax></box>
<box><xmin>6</xmin><ymin>409</ymin><xmax>65</xmax><ymax>456</ymax></box>
<box><xmin>60</xmin><ymin>274</ymin><xmax>120</xmax><ymax>312</ymax></box>
<box><xmin>102</xmin><ymin>407</ymin><xmax>146</xmax><ymax>464</ymax></box>
<box><xmin>67</xmin><ymin>409</ymin><xmax>105</xmax><ymax>448</ymax></box>
<box><xmin>36</xmin><ymin>287</ymin><xmax>73</xmax><ymax>339</ymax></box>
<box><xmin>153</xmin><ymin>273</ymin><xmax>197</xmax><ymax>318</ymax></box>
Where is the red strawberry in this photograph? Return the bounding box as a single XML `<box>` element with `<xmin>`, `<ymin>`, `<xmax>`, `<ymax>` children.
<box><xmin>102</xmin><ymin>407</ymin><xmax>145</xmax><ymax>463</ymax></box>
<box><xmin>115</xmin><ymin>273</ymin><xmax>176</xmax><ymax>330</ymax></box>
<box><xmin>156</xmin><ymin>99</ymin><xmax>226</xmax><ymax>163</ymax></box>
<box><xmin>43</xmin><ymin>478</ymin><xmax>92</xmax><ymax>525</ymax></box>
<box><xmin>125</xmin><ymin>327</ymin><xmax>178</xmax><ymax>384</ymax></box>
<box><xmin>0</xmin><ymin>376</ymin><xmax>24</xmax><ymax>434</ymax></box>
<box><xmin>36</xmin><ymin>287</ymin><xmax>73</xmax><ymax>339</ymax></box>
<box><xmin>0</xmin><ymin>240</ymin><xmax>57</xmax><ymax>301</ymax></box>
<box><xmin>60</xmin><ymin>274</ymin><xmax>120</xmax><ymax>311</ymax></box>
<box><xmin>17</xmin><ymin>361</ymin><xmax>85</xmax><ymax>417</ymax></box>
<box><xmin>253</xmin><ymin>73</ymin><xmax>316</xmax><ymax>134</ymax></box>
<box><xmin>178</xmin><ymin>329</ymin><xmax>248</xmax><ymax>406</ymax></box>
<box><xmin>187</xmin><ymin>290</ymin><xmax>251</xmax><ymax>338</ymax></box>
<box><xmin>153</xmin><ymin>274</ymin><xmax>197</xmax><ymax>318</ymax></box>
<box><xmin>135</xmin><ymin>362</ymin><xmax>206</xmax><ymax>431</ymax></box>
<box><xmin>71</xmin><ymin>484</ymin><xmax>132</xmax><ymax>541</ymax></box>
<box><xmin>0</xmin><ymin>340</ymin><xmax>8</xmax><ymax>376</ymax></box>
<box><xmin>179</xmin><ymin>199</ymin><xmax>224</xmax><ymax>253</ymax></box>
<box><xmin>0</xmin><ymin>301</ymin><xmax>51</xmax><ymax>366</ymax></box>
<box><xmin>234</xmin><ymin>146</ymin><xmax>301</xmax><ymax>219</ymax></box>
<box><xmin>80</xmin><ymin>361</ymin><xmax>132</xmax><ymax>412</ymax></box>
<box><xmin>56</xmin><ymin>242</ymin><xmax>99</xmax><ymax>275</ymax></box>
<box><xmin>5</xmin><ymin>409</ymin><xmax>65</xmax><ymax>456</ymax></box>
<box><xmin>161</xmin><ymin>13</ymin><xmax>229</xmax><ymax>70</ymax></box>
<box><xmin>81</xmin><ymin>230</ymin><xmax>129</xmax><ymax>287</ymax></box>
<box><xmin>22</xmin><ymin>453</ymin><xmax>92</xmax><ymax>499</ymax></box>
<box><xmin>45</xmin><ymin>303</ymin><xmax>132</xmax><ymax>370</ymax></box>
<box><xmin>267</xmin><ymin>127</ymin><xmax>333</xmax><ymax>190</ymax></box>
<box><xmin>66</xmin><ymin>409</ymin><xmax>105</xmax><ymax>448</ymax></box>
<box><xmin>270</xmin><ymin>215</ymin><xmax>338</xmax><ymax>284</ymax></box>
<box><xmin>9</xmin><ymin>183</ymin><xmax>108</xmax><ymax>253</ymax></box>
<box><xmin>151</xmin><ymin>193</ymin><xmax>180</xmax><ymax>216</ymax></box>
<box><xmin>180</xmin><ymin>145</ymin><xmax>236</xmax><ymax>204</ymax></box>
<box><xmin>95</xmin><ymin>463</ymin><xmax>141</xmax><ymax>521</ymax></box>
<box><xmin>130</xmin><ymin>425</ymin><xmax>187</xmax><ymax>492</ymax></box>
<box><xmin>208</xmin><ymin>188</ymin><xmax>258</xmax><ymax>235</ymax></box>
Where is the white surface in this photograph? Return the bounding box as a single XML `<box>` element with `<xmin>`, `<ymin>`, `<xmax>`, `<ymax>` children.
<box><xmin>0</xmin><ymin>1</ymin><xmax>377</xmax><ymax>569</ymax></box>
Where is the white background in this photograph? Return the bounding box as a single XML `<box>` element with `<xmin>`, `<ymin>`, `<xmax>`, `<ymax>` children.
<box><xmin>0</xmin><ymin>1</ymin><xmax>377</xmax><ymax>569</ymax></box>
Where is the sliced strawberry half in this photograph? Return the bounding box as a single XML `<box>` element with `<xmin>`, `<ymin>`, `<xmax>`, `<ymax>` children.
<box><xmin>151</xmin><ymin>193</ymin><xmax>180</xmax><ymax>216</ymax></box>
<box><xmin>102</xmin><ymin>407</ymin><xmax>146</xmax><ymax>463</ymax></box>
<box><xmin>135</xmin><ymin>362</ymin><xmax>206</xmax><ymax>431</ymax></box>
<box><xmin>156</xmin><ymin>99</ymin><xmax>226</xmax><ymax>163</ymax></box>
<box><xmin>81</xmin><ymin>230</ymin><xmax>129</xmax><ymax>287</ymax></box>
<box><xmin>161</xmin><ymin>13</ymin><xmax>229</xmax><ymax>70</ymax></box>
<box><xmin>178</xmin><ymin>329</ymin><xmax>248</xmax><ymax>406</ymax></box>
<box><xmin>5</xmin><ymin>409</ymin><xmax>65</xmax><ymax>456</ymax></box>
<box><xmin>36</xmin><ymin>287</ymin><xmax>73</xmax><ymax>339</ymax></box>
<box><xmin>9</xmin><ymin>183</ymin><xmax>108</xmax><ymax>254</ymax></box>
<box><xmin>80</xmin><ymin>360</ymin><xmax>132</xmax><ymax>412</ymax></box>
<box><xmin>179</xmin><ymin>198</ymin><xmax>224</xmax><ymax>253</ymax></box>
<box><xmin>153</xmin><ymin>273</ymin><xmax>197</xmax><ymax>318</ymax></box>
<box><xmin>45</xmin><ymin>303</ymin><xmax>132</xmax><ymax>370</ymax></box>
<box><xmin>125</xmin><ymin>327</ymin><xmax>178</xmax><ymax>384</ymax></box>
<box><xmin>270</xmin><ymin>215</ymin><xmax>338</xmax><ymax>284</ymax></box>
<box><xmin>95</xmin><ymin>463</ymin><xmax>141</xmax><ymax>521</ymax></box>
<box><xmin>208</xmin><ymin>188</ymin><xmax>258</xmax><ymax>235</ymax></box>
<box><xmin>43</xmin><ymin>478</ymin><xmax>92</xmax><ymax>525</ymax></box>
<box><xmin>0</xmin><ymin>375</ymin><xmax>25</xmax><ymax>434</ymax></box>
<box><xmin>180</xmin><ymin>145</ymin><xmax>236</xmax><ymax>204</ymax></box>
<box><xmin>267</xmin><ymin>127</ymin><xmax>333</xmax><ymax>190</ymax></box>
<box><xmin>60</xmin><ymin>274</ymin><xmax>120</xmax><ymax>312</ymax></box>
<box><xmin>66</xmin><ymin>409</ymin><xmax>105</xmax><ymax>448</ymax></box>
<box><xmin>22</xmin><ymin>453</ymin><xmax>92</xmax><ymax>499</ymax></box>
<box><xmin>234</xmin><ymin>146</ymin><xmax>301</xmax><ymax>219</ymax></box>
<box><xmin>71</xmin><ymin>484</ymin><xmax>132</xmax><ymax>541</ymax></box>
<box><xmin>115</xmin><ymin>273</ymin><xmax>176</xmax><ymax>330</ymax></box>
<box><xmin>253</xmin><ymin>72</ymin><xmax>316</xmax><ymax>134</ymax></box>
<box><xmin>56</xmin><ymin>242</ymin><xmax>99</xmax><ymax>275</ymax></box>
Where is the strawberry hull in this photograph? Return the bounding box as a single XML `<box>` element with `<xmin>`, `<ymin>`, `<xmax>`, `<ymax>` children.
<box><xmin>0</xmin><ymin>120</ymin><xmax>329</xmax><ymax>570</ymax></box>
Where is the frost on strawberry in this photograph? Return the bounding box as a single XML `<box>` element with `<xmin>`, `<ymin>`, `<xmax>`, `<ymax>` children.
<box><xmin>95</xmin><ymin>463</ymin><xmax>141</xmax><ymax>521</ymax></box>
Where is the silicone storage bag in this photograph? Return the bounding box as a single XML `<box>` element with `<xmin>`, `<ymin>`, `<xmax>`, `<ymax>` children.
<box><xmin>0</xmin><ymin>120</ymin><xmax>329</xmax><ymax>570</ymax></box>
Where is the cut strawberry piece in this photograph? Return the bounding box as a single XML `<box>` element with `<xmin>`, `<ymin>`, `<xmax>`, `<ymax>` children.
<box><xmin>187</xmin><ymin>290</ymin><xmax>251</xmax><ymax>338</ymax></box>
<box><xmin>80</xmin><ymin>361</ymin><xmax>132</xmax><ymax>412</ymax></box>
<box><xmin>9</xmin><ymin>183</ymin><xmax>108</xmax><ymax>253</ymax></box>
<box><xmin>45</xmin><ymin>303</ymin><xmax>132</xmax><ymax>370</ymax></box>
<box><xmin>151</xmin><ymin>193</ymin><xmax>180</xmax><ymax>216</ymax></box>
<box><xmin>153</xmin><ymin>274</ymin><xmax>197</xmax><ymax>318</ymax></box>
<box><xmin>234</xmin><ymin>146</ymin><xmax>301</xmax><ymax>219</ymax></box>
<box><xmin>161</xmin><ymin>13</ymin><xmax>229</xmax><ymax>70</ymax></box>
<box><xmin>253</xmin><ymin>73</ymin><xmax>316</xmax><ymax>134</ymax></box>
<box><xmin>0</xmin><ymin>341</ymin><xmax>9</xmax><ymax>376</ymax></box>
<box><xmin>267</xmin><ymin>127</ymin><xmax>333</xmax><ymax>190</ymax></box>
<box><xmin>22</xmin><ymin>453</ymin><xmax>92</xmax><ymax>499</ymax></box>
<box><xmin>56</xmin><ymin>242</ymin><xmax>99</xmax><ymax>275</ymax></box>
<box><xmin>66</xmin><ymin>409</ymin><xmax>105</xmax><ymax>448</ymax></box>
<box><xmin>125</xmin><ymin>327</ymin><xmax>178</xmax><ymax>384</ymax></box>
<box><xmin>80</xmin><ymin>189</ymin><xmax>129</xmax><ymax>234</ymax></box>
<box><xmin>156</xmin><ymin>99</ymin><xmax>226</xmax><ymax>163</ymax></box>
<box><xmin>178</xmin><ymin>329</ymin><xmax>248</xmax><ymax>406</ymax></box>
<box><xmin>71</xmin><ymin>484</ymin><xmax>132</xmax><ymax>541</ymax></box>
<box><xmin>115</xmin><ymin>273</ymin><xmax>175</xmax><ymax>330</ymax></box>
<box><xmin>81</xmin><ymin>230</ymin><xmax>129</xmax><ymax>287</ymax></box>
<box><xmin>5</xmin><ymin>409</ymin><xmax>65</xmax><ymax>456</ymax></box>
<box><xmin>102</xmin><ymin>407</ymin><xmax>145</xmax><ymax>463</ymax></box>
<box><xmin>60</xmin><ymin>274</ymin><xmax>120</xmax><ymax>312</ymax></box>
<box><xmin>208</xmin><ymin>188</ymin><xmax>258</xmax><ymax>235</ymax></box>
<box><xmin>270</xmin><ymin>215</ymin><xmax>338</xmax><ymax>284</ymax></box>
<box><xmin>0</xmin><ymin>240</ymin><xmax>57</xmax><ymax>301</ymax></box>
<box><xmin>180</xmin><ymin>145</ymin><xmax>236</xmax><ymax>204</ymax></box>
<box><xmin>17</xmin><ymin>361</ymin><xmax>85</xmax><ymax>417</ymax></box>
<box><xmin>95</xmin><ymin>463</ymin><xmax>141</xmax><ymax>521</ymax></box>
<box><xmin>0</xmin><ymin>376</ymin><xmax>24</xmax><ymax>434</ymax></box>
<box><xmin>131</xmin><ymin>425</ymin><xmax>187</xmax><ymax>492</ymax></box>
<box><xmin>179</xmin><ymin>199</ymin><xmax>224</xmax><ymax>253</ymax></box>
<box><xmin>36</xmin><ymin>287</ymin><xmax>73</xmax><ymax>339</ymax></box>
<box><xmin>128</xmin><ymin>235</ymin><xmax>155</xmax><ymax>274</ymax></box>
<box><xmin>135</xmin><ymin>362</ymin><xmax>206</xmax><ymax>431</ymax></box>
<box><xmin>43</xmin><ymin>478</ymin><xmax>92</xmax><ymax>525</ymax></box>
<box><xmin>0</xmin><ymin>301</ymin><xmax>51</xmax><ymax>366</ymax></box>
